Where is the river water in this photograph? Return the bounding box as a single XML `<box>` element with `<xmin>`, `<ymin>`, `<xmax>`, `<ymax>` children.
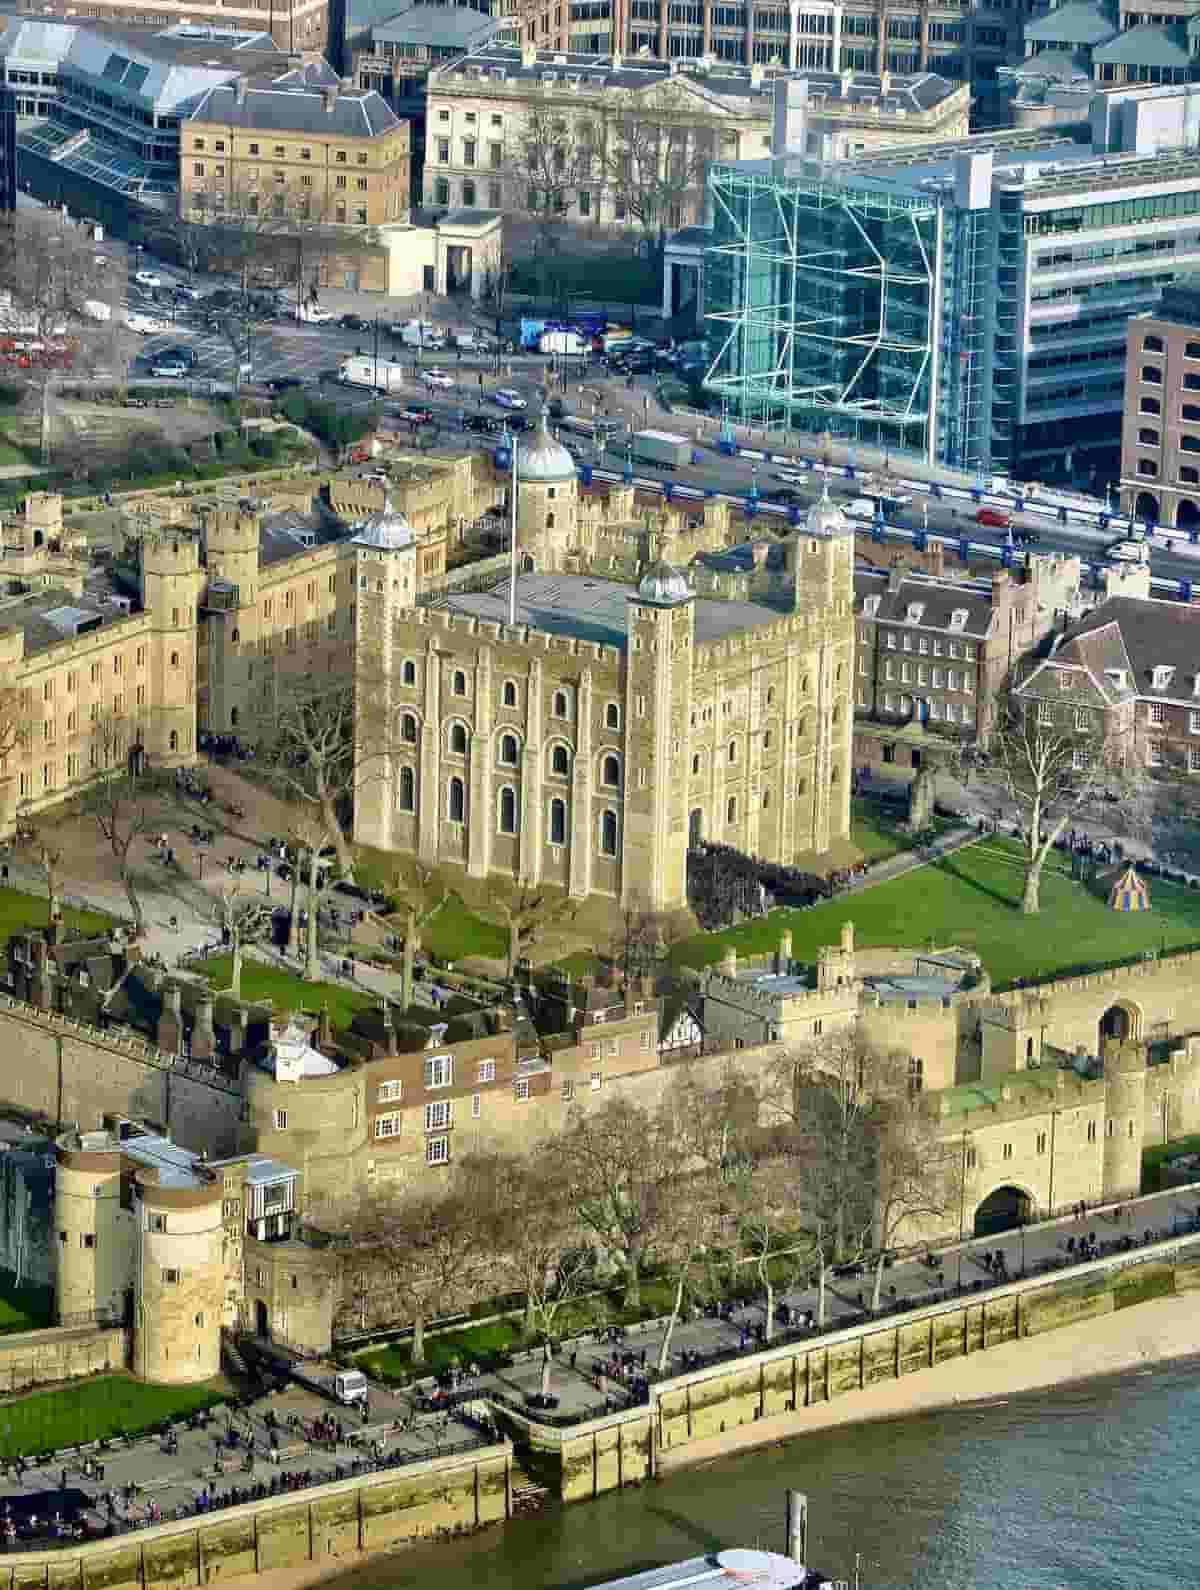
<box><xmin>325</xmin><ymin>1358</ymin><xmax>1200</xmax><ymax>1590</ymax></box>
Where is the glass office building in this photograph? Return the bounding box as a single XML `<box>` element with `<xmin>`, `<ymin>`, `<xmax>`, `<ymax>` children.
<box><xmin>703</xmin><ymin>99</ymin><xmax>1200</xmax><ymax>477</ymax></box>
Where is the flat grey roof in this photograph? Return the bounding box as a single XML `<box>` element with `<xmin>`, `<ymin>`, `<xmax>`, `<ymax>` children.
<box><xmin>373</xmin><ymin>6</ymin><xmax>501</xmax><ymax>46</ymax></box>
<box><xmin>438</xmin><ymin>573</ymin><xmax>786</xmax><ymax>648</ymax></box>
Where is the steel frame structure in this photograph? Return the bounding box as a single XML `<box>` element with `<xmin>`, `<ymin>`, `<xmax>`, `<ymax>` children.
<box><xmin>702</xmin><ymin>162</ymin><xmax>943</xmax><ymax>454</ymax></box>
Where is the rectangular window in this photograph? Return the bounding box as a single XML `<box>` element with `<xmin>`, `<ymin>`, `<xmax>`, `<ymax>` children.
<box><xmin>640</xmin><ymin>1028</ymin><xmax>651</xmax><ymax>1051</ymax></box>
<box><xmin>374</xmin><ymin>1112</ymin><xmax>401</xmax><ymax>1139</ymax></box>
<box><xmin>562</xmin><ymin>1078</ymin><xmax>574</xmax><ymax>1102</ymax></box>
<box><xmin>426</xmin><ymin>1135</ymin><xmax>449</xmax><ymax>1166</ymax></box>
<box><xmin>515</xmin><ymin>1079</ymin><xmax>530</xmax><ymax>1101</ymax></box>
<box><xmin>424</xmin><ymin>1054</ymin><xmax>453</xmax><ymax>1088</ymax></box>
<box><xmin>1150</xmin><ymin>702</ymin><xmax>1166</xmax><ymax>725</ymax></box>
<box><xmin>590</xmin><ymin>1070</ymin><xmax>602</xmax><ymax>1090</ymax></box>
<box><xmin>148</xmin><ymin>1214</ymin><xmax>166</xmax><ymax>1234</ymax></box>
<box><xmin>162</xmin><ymin>1268</ymin><xmax>180</xmax><ymax>1284</ymax></box>
<box><xmin>81</xmin><ymin>1232</ymin><xmax>96</xmax><ymax>1249</ymax></box>
<box><xmin>273</xmin><ymin>1109</ymin><xmax>287</xmax><ymax>1131</ymax></box>
<box><xmin>477</xmin><ymin>1058</ymin><xmax>495</xmax><ymax>1083</ymax></box>
<box><xmin>471</xmin><ymin>1092</ymin><xmax>481</xmax><ymax>1119</ymax></box>
<box><xmin>377</xmin><ymin>1080</ymin><xmax>402</xmax><ymax>1102</ymax></box>
<box><xmin>425</xmin><ymin>1099</ymin><xmax>452</xmax><ymax>1131</ymax></box>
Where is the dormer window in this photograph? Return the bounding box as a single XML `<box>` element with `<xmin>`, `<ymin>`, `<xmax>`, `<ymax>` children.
<box><xmin>1193</xmin><ymin>673</ymin><xmax>1200</xmax><ymax>697</ymax></box>
<box><xmin>1106</xmin><ymin>669</ymin><xmax>1128</xmax><ymax>691</ymax></box>
<box><xmin>949</xmin><ymin>608</ymin><xmax>968</xmax><ymax>630</ymax></box>
<box><xmin>1057</xmin><ymin>673</ymin><xmax>1072</xmax><ymax>691</ymax></box>
<box><xmin>863</xmin><ymin>595</ymin><xmax>881</xmax><ymax>617</ymax></box>
<box><xmin>905</xmin><ymin>602</ymin><xmax>924</xmax><ymax>624</ymax></box>
<box><xmin>1152</xmin><ymin>665</ymin><xmax>1175</xmax><ymax>691</ymax></box>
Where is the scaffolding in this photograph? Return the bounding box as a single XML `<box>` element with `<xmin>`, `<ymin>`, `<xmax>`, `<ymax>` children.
<box><xmin>702</xmin><ymin>161</ymin><xmax>944</xmax><ymax>457</ymax></box>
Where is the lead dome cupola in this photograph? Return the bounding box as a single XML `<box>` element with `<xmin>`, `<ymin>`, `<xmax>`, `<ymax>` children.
<box><xmin>351</xmin><ymin>494</ymin><xmax>414</xmax><ymax>550</ymax></box>
<box><xmin>637</xmin><ymin>559</ymin><xmax>691</xmax><ymax>606</ymax></box>
<box><xmin>517</xmin><ymin>410</ymin><xmax>577</xmax><ymax>484</ymax></box>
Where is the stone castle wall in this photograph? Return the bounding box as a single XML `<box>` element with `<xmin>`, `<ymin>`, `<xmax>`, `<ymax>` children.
<box><xmin>0</xmin><ymin>998</ymin><xmax>241</xmax><ymax>1156</ymax></box>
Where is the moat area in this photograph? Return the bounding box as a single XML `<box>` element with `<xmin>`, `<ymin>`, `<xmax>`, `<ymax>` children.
<box><xmin>320</xmin><ymin>1353</ymin><xmax>1200</xmax><ymax>1590</ymax></box>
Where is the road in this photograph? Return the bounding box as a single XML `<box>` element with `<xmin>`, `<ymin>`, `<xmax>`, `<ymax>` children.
<box><xmin>109</xmin><ymin>252</ymin><xmax>1200</xmax><ymax>594</ymax></box>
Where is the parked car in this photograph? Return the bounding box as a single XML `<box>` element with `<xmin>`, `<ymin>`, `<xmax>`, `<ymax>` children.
<box><xmin>156</xmin><ymin>345</ymin><xmax>197</xmax><ymax>368</ymax></box>
<box><xmin>463</xmin><ymin>413</ymin><xmax>500</xmax><ymax>434</ymax></box>
<box><xmin>976</xmin><ymin>507</ymin><xmax>1011</xmax><ymax>529</ymax></box>
<box><xmin>134</xmin><ymin>269</ymin><xmax>163</xmax><ymax>288</ymax></box>
<box><xmin>124</xmin><ymin>312</ymin><xmax>169</xmax><ymax>335</ymax></box>
<box><xmin>493</xmin><ymin>387</ymin><xmax>527</xmax><ymax>409</ymax></box>
<box><xmin>400</xmin><ymin>404</ymin><xmax>435</xmax><ymax>425</ymax></box>
<box><xmin>269</xmin><ymin>375</ymin><xmax>304</xmax><ymax>393</ymax></box>
<box><xmin>422</xmin><ymin>367</ymin><xmax>455</xmax><ymax>390</ymax></box>
<box><xmin>150</xmin><ymin>360</ymin><xmax>189</xmax><ymax>378</ymax></box>
<box><xmin>298</xmin><ymin>304</ymin><xmax>335</xmax><ymax>324</ymax></box>
<box><xmin>340</xmin><ymin>313</ymin><xmax>369</xmax><ymax>332</ymax></box>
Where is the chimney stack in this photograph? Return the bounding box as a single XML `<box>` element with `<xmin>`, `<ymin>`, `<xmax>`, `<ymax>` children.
<box><xmin>192</xmin><ymin>995</ymin><xmax>216</xmax><ymax>1062</ymax></box>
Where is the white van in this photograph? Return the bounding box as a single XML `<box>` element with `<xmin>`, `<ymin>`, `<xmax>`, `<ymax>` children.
<box><xmin>844</xmin><ymin>498</ymin><xmax>880</xmax><ymax>521</ymax></box>
<box><xmin>333</xmin><ymin>1370</ymin><xmax>369</xmax><ymax>1407</ymax></box>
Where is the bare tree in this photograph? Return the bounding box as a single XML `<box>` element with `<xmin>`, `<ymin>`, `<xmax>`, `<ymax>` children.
<box><xmin>348</xmin><ymin>1172</ymin><xmax>488</xmax><ymax>1363</ymax></box>
<box><xmin>505</xmin><ymin>103</ymin><xmax>588</xmax><ymax>256</ymax></box>
<box><xmin>216</xmin><ymin>882</ymin><xmax>272</xmax><ymax>1000</ymax></box>
<box><xmin>597</xmin><ymin>89</ymin><xmax>716</xmax><ymax>264</ymax></box>
<box><xmin>468</xmin><ymin>1150</ymin><xmax>594</xmax><ymax>1338</ymax></box>
<box><xmin>0</xmin><ymin>211</ymin><xmax>114</xmax><ymax>464</ymax></box>
<box><xmin>609</xmin><ymin>897</ymin><xmax>665</xmax><ymax>985</ymax></box>
<box><xmin>554</xmin><ymin>1096</ymin><xmax>675</xmax><ymax>1310</ymax></box>
<box><xmin>992</xmin><ymin>684</ymin><xmax>1143</xmax><ymax>914</ymax></box>
<box><xmin>729</xmin><ymin>1155</ymin><xmax>814</xmax><ymax>1345</ymax></box>
<box><xmin>78</xmin><ymin>715</ymin><xmax>155</xmax><ymax>937</ymax></box>
<box><xmin>381</xmin><ymin>858</ymin><xmax>447</xmax><ymax>1009</ymax></box>
<box><xmin>869</xmin><ymin>1069</ymin><xmax>962</xmax><ymax>1312</ymax></box>
<box><xmin>494</xmin><ymin>882</ymin><xmax>576</xmax><ymax>976</ymax></box>
<box><xmin>266</xmin><ymin>676</ymin><xmax>357</xmax><ymax>884</ymax></box>
<box><xmin>21</xmin><ymin>817</ymin><xmax>63</xmax><ymax>928</ymax></box>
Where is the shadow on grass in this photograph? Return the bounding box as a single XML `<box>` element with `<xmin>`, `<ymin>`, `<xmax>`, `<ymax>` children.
<box><xmin>932</xmin><ymin>854</ymin><xmax>1023</xmax><ymax>912</ymax></box>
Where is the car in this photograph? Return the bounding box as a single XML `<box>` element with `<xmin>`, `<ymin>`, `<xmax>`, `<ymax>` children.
<box><xmin>134</xmin><ymin>269</ymin><xmax>163</xmax><ymax>288</ymax></box>
<box><xmin>150</xmin><ymin>360</ymin><xmax>189</xmax><ymax>378</ymax></box>
<box><xmin>1107</xmin><ymin>538</ymin><xmax>1149</xmax><ymax>564</ymax></box>
<box><xmin>422</xmin><ymin>367</ymin><xmax>454</xmax><ymax>390</ymax></box>
<box><xmin>269</xmin><ymin>375</ymin><xmax>304</xmax><ymax>393</ymax></box>
<box><xmin>463</xmin><ymin>413</ymin><xmax>500</xmax><ymax>434</ymax></box>
<box><xmin>975</xmin><ymin>507</ymin><xmax>1011</xmax><ymax>529</ymax></box>
<box><xmin>775</xmin><ymin>468</ymin><xmax>805</xmax><ymax>484</ymax></box>
<box><xmin>493</xmin><ymin>387</ymin><xmax>527</xmax><ymax>409</ymax></box>
<box><xmin>155</xmin><ymin>346</ymin><xmax>197</xmax><ymax>368</ymax></box>
<box><xmin>124</xmin><ymin>312</ymin><xmax>169</xmax><ymax>335</ymax></box>
<box><xmin>339</xmin><ymin>314</ymin><xmax>369</xmax><ymax>332</ymax></box>
<box><xmin>1013</xmin><ymin>529</ymin><xmax>1042</xmax><ymax>546</ymax></box>
<box><xmin>298</xmin><ymin>304</ymin><xmax>335</xmax><ymax>324</ymax></box>
<box><xmin>844</xmin><ymin>498</ymin><xmax>880</xmax><ymax>521</ymax></box>
<box><xmin>766</xmin><ymin>486</ymin><xmax>804</xmax><ymax>506</ymax></box>
<box><xmin>507</xmin><ymin>413</ymin><xmax>533</xmax><ymax>432</ymax></box>
<box><xmin>400</xmin><ymin>404</ymin><xmax>435</xmax><ymax>425</ymax></box>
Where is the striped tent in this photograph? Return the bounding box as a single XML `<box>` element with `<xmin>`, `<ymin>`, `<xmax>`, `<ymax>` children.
<box><xmin>1109</xmin><ymin>864</ymin><xmax>1151</xmax><ymax>913</ymax></box>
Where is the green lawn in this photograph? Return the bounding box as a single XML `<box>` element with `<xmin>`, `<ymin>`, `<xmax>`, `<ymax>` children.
<box><xmin>199</xmin><ymin>955</ymin><xmax>374</xmax><ymax>1031</ymax></box>
<box><xmin>673</xmin><ymin>839</ymin><xmax>1200</xmax><ymax>990</ymax></box>
<box><xmin>0</xmin><ymin>1277</ymin><xmax>53</xmax><ymax>1336</ymax></box>
<box><xmin>849</xmin><ymin>798</ymin><xmax>954</xmax><ymax>864</ymax></box>
<box><xmin>0</xmin><ymin>1375</ymin><xmax>226</xmax><ymax>1458</ymax></box>
<box><xmin>1142</xmin><ymin>1133</ymin><xmax>1200</xmax><ymax>1193</ymax></box>
<box><xmin>422</xmin><ymin>895</ymin><xmax>508</xmax><ymax>964</ymax></box>
<box><xmin>0</xmin><ymin>886</ymin><xmax>112</xmax><ymax>942</ymax></box>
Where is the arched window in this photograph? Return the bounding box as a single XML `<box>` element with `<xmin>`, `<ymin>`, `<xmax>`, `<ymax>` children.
<box><xmin>448</xmin><ymin>775</ymin><xmax>465</xmax><ymax>823</ymax></box>
<box><xmin>400</xmin><ymin>712</ymin><xmax>417</xmax><ymax>743</ymax></box>
<box><xmin>169</xmin><ymin>730</ymin><xmax>178</xmax><ymax>752</ymax></box>
<box><xmin>230</xmin><ymin>708</ymin><xmax>239</xmax><ymax>728</ymax></box>
<box><xmin>499</xmin><ymin>732</ymin><xmax>519</xmax><ymax>765</ymax></box>
<box><xmin>549</xmin><ymin>796</ymin><xmax>567</xmax><ymax>846</ymax></box>
<box><xmin>728</xmin><ymin>740</ymin><xmax>737</xmax><ymax>763</ymax></box>
<box><xmin>553</xmin><ymin>689</ymin><xmax>569</xmax><ymax>718</ymax></box>
<box><xmin>546</xmin><ymin>511</ymin><xmax>555</xmax><ymax>530</ymax></box>
<box><xmin>550</xmin><ymin>743</ymin><xmax>570</xmax><ymax>776</ymax></box>
<box><xmin>502</xmin><ymin>680</ymin><xmax>517</xmax><ymax>707</ymax></box>
<box><xmin>498</xmin><ymin>785</ymin><xmax>518</xmax><ymax>834</ymax></box>
<box><xmin>691</xmin><ymin>754</ymin><xmax>700</xmax><ymax>776</ymax></box>
<box><xmin>452</xmin><ymin>669</ymin><xmax>467</xmax><ymax>696</ymax></box>
<box><xmin>170</xmin><ymin>651</ymin><xmax>180</xmax><ymax>667</ymax></box>
<box><xmin>398</xmin><ymin>766</ymin><xmax>415</xmax><ymax>811</ymax></box>
<box><xmin>726</xmin><ymin>795</ymin><xmax>737</xmax><ymax>824</ymax></box>
<box><xmin>449</xmin><ymin>722</ymin><xmax>468</xmax><ymax>754</ymax></box>
<box><xmin>766</xmin><ymin>686</ymin><xmax>774</xmax><ymax>706</ymax></box>
<box><xmin>762</xmin><ymin>789</ymin><xmax>770</xmax><ymax>809</ymax></box>
<box><xmin>605</xmin><ymin>702</ymin><xmax>621</xmax><ymax>730</ymax></box>
<box><xmin>601</xmin><ymin>753</ymin><xmax>620</xmax><ymax>787</ymax></box>
<box><xmin>832</xmin><ymin>705</ymin><xmax>841</xmax><ymax>724</ymax></box>
<box><xmin>831</xmin><ymin>765</ymin><xmax>840</xmax><ymax>785</ymax></box>
<box><xmin>231</xmin><ymin>628</ymin><xmax>240</xmax><ymax>644</ymax></box>
<box><xmin>402</xmin><ymin>659</ymin><xmax>416</xmax><ymax>686</ymax></box>
<box><xmin>599</xmin><ymin>809</ymin><xmax>618</xmax><ymax>856</ymax></box>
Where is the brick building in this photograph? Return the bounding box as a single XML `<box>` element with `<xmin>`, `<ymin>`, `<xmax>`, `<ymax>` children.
<box><xmin>1016</xmin><ymin>593</ymin><xmax>1200</xmax><ymax>777</ymax></box>
<box><xmin>852</xmin><ymin>557</ymin><xmax>1081</xmax><ymax>769</ymax></box>
<box><xmin>1120</xmin><ymin>276</ymin><xmax>1200</xmax><ymax>532</ymax></box>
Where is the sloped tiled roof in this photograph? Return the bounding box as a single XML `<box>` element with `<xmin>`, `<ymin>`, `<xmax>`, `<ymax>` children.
<box><xmin>1066</xmin><ymin>595</ymin><xmax>1200</xmax><ymax>701</ymax></box>
<box><xmin>854</xmin><ymin>568</ymin><xmax>995</xmax><ymax>638</ymax></box>
<box><xmin>189</xmin><ymin>78</ymin><xmax>399</xmax><ymax>137</ymax></box>
<box><xmin>1093</xmin><ymin>22</ymin><xmax>1192</xmax><ymax>67</ymax></box>
<box><xmin>1023</xmin><ymin>2</ymin><xmax>1117</xmax><ymax>45</ymax></box>
<box><xmin>1017</xmin><ymin>618</ymin><xmax>1136</xmax><ymax>708</ymax></box>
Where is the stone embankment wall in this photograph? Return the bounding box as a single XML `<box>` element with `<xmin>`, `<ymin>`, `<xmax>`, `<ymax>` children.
<box><xmin>0</xmin><ymin>1443</ymin><xmax>510</xmax><ymax>1589</ymax></box>
<box><xmin>501</xmin><ymin>1230</ymin><xmax>1200</xmax><ymax>1501</ymax></box>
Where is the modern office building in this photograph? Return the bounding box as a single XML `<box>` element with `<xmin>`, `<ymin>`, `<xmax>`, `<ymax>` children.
<box><xmin>703</xmin><ymin>79</ymin><xmax>1200</xmax><ymax>478</ymax></box>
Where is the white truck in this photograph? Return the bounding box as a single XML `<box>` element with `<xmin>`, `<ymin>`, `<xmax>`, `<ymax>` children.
<box><xmin>288</xmin><ymin>1362</ymin><xmax>371</xmax><ymax>1407</ymax></box>
<box><xmin>393</xmin><ymin>319</ymin><xmax>445</xmax><ymax>351</ymax></box>
<box><xmin>83</xmin><ymin>299</ymin><xmax>112</xmax><ymax>323</ymax></box>
<box><xmin>539</xmin><ymin>329</ymin><xmax>588</xmax><ymax>356</ymax></box>
<box><xmin>629</xmin><ymin>429</ymin><xmax>691</xmax><ymax>470</ymax></box>
<box><xmin>339</xmin><ymin>356</ymin><xmax>407</xmax><ymax>394</ymax></box>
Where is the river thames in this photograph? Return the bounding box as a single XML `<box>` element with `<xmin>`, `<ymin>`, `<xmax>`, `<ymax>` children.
<box><xmin>323</xmin><ymin>1355</ymin><xmax>1200</xmax><ymax>1590</ymax></box>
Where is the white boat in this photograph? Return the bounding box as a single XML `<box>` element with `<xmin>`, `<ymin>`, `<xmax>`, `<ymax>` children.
<box><xmin>589</xmin><ymin>1548</ymin><xmax>837</xmax><ymax>1590</ymax></box>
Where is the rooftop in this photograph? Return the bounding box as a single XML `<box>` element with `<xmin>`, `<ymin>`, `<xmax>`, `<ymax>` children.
<box><xmin>188</xmin><ymin>75</ymin><xmax>398</xmax><ymax>138</ymax></box>
<box><xmin>854</xmin><ymin>567</ymin><xmax>996</xmax><ymax>638</ymax></box>
<box><xmin>437</xmin><ymin>572</ymin><xmax>787</xmax><ymax>648</ymax></box>
<box><xmin>0</xmin><ymin>572</ymin><xmax>139</xmax><ymax>656</ymax></box>
<box><xmin>371</xmin><ymin>5</ymin><xmax>503</xmax><ymax>48</ymax></box>
<box><xmin>258</xmin><ymin>506</ymin><xmax>346</xmax><ymax>568</ymax></box>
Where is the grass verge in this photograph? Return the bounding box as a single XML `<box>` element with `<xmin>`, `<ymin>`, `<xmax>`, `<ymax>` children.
<box><xmin>198</xmin><ymin>954</ymin><xmax>374</xmax><ymax>1031</ymax></box>
<box><xmin>0</xmin><ymin>1277</ymin><xmax>53</xmax><ymax>1336</ymax></box>
<box><xmin>1142</xmin><ymin>1133</ymin><xmax>1200</xmax><ymax>1193</ymax></box>
<box><xmin>0</xmin><ymin>1375</ymin><xmax>227</xmax><ymax>1458</ymax></box>
<box><xmin>0</xmin><ymin>887</ymin><xmax>112</xmax><ymax>942</ymax></box>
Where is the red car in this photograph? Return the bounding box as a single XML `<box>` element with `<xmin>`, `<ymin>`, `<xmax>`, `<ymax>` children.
<box><xmin>401</xmin><ymin>404</ymin><xmax>435</xmax><ymax>425</ymax></box>
<box><xmin>976</xmin><ymin>507</ymin><xmax>1011</xmax><ymax>529</ymax></box>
